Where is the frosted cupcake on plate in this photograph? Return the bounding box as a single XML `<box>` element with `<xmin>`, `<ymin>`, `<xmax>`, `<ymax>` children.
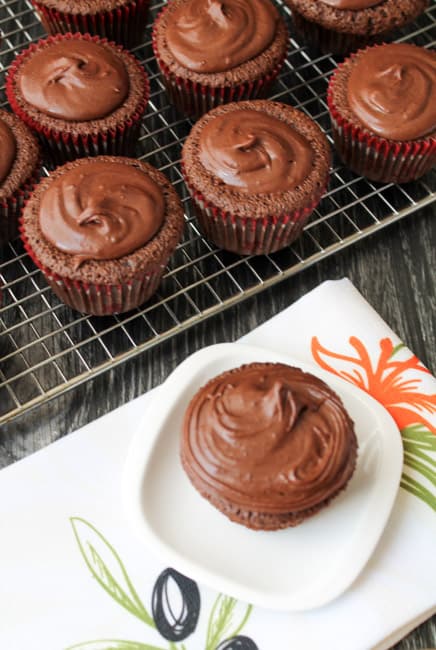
<box><xmin>181</xmin><ymin>362</ymin><xmax>358</xmax><ymax>530</ymax></box>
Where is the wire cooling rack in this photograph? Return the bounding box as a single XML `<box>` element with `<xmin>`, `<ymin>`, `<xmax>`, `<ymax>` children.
<box><xmin>0</xmin><ymin>0</ymin><xmax>435</xmax><ymax>425</ymax></box>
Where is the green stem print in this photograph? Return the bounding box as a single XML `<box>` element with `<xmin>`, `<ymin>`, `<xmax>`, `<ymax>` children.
<box><xmin>401</xmin><ymin>425</ymin><xmax>436</xmax><ymax>510</ymax></box>
<box><xmin>66</xmin><ymin>641</ymin><xmax>167</xmax><ymax>650</ymax></box>
<box><xmin>68</xmin><ymin>518</ymin><xmax>255</xmax><ymax>650</ymax></box>
<box><xmin>70</xmin><ymin>518</ymin><xmax>155</xmax><ymax>627</ymax></box>
<box><xmin>205</xmin><ymin>595</ymin><xmax>253</xmax><ymax>650</ymax></box>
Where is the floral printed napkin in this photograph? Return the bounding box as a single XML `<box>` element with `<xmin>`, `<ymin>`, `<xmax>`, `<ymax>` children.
<box><xmin>0</xmin><ymin>278</ymin><xmax>435</xmax><ymax>650</ymax></box>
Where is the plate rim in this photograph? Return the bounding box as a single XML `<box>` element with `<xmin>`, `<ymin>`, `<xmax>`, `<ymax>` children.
<box><xmin>123</xmin><ymin>342</ymin><xmax>403</xmax><ymax>611</ymax></box>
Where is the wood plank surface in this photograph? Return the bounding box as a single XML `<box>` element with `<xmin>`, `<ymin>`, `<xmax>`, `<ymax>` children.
<box><xmin>0</xmin><ymin>0</ymin><xmax>435</xmax><ymax>642</ymax></box>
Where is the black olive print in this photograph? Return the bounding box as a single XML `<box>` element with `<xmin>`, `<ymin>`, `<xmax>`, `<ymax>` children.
<box><xmin>216</xmin><ymin>636</ymin><xmax>259</xmax><ymax>650</ymax></box>
<box><xmin>151</xmin><ymin>568</ymin><xmax>200</xmax><ymax>641</ymax></box>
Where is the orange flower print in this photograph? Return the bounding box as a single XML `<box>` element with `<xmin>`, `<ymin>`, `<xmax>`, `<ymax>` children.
<box><xmin>311</xmin><ymin>336</ymin><xmax>436</xmax><ymax>510</ymax></box>
<box><xmin>311</xmin><ymin>336</ymin><xmax>435</xmax><ymax>434</ymax></box>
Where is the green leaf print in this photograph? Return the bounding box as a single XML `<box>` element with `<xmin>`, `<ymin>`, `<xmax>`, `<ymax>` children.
<box><xmin>69</xmin><ymin>519</ymin><xmax>255</xmax><ymax>650</ymax></box>
<box><xmin>400</xmin><ymin>424</ymin><xmax>436</xmax><ymax>510</ymax></box>
<box><xmin>70</xmin><ymin>517</ymin><xmax>155</xmax><ymax>628</ymax></box>
<box><xmin>389</xmin><ymin>343</ymin><xmax>406</xmax><ymax>358</ymax></box>
<box><xmin>65</xmin><ymin>641</ymin><xmax>167</xmax><ymax>650</ymax></box>
<box><xmin>205</xmin><ymin>594</ymin><xmax>253</xmax><ymax>650</ymax></box>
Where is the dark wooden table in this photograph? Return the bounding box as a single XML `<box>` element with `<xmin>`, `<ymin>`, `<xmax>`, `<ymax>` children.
<box><xmin>2</xmin><ymin>200</ymin><xmax>435</xmax><ymax>649</ymax></box>
<box><xmin>1</xmin><ymin>0</ymin><xmax>435</xmax><ymax>643</ymax></box>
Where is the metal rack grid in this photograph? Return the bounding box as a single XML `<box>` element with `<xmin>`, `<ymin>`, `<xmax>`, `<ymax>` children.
<box><xmin>0</xmin><ymin>0</ymin><xmax>435</xmax><ymax>425</ymax></box>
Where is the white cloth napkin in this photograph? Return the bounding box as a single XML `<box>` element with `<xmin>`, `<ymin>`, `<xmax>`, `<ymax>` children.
<box><xmin>1</xmin><ymin>278</ymin><xmax>435</xmax><ymax>650</ymax></box>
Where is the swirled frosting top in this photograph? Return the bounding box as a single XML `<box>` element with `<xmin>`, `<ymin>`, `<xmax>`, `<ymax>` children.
<box><xmin>39</xmin><ymin>160</ymin><xmax>165</xmax><ymax>267</ymax></box>
<box><xmin>320</xmin><ymin>0</ymin><xmax>382</xmax><ymax>10</ymax></box>
<box><xmin>182</xmin><ymin>363</ymin><xmax>356</xmax><ymax>513</ymax></box>
<box><xmin>18</xmin><ymin>40</ymin><xmax>129</xmax><ymax>121</ymax></box>
<box><xmin>347</xmin><ymin>43</ymin><xmax>436</xmax><ymax>140</ymax></box>
<box><xmin>165</xmin><ymin>0</ymin><xmax>279</xmax><ymax>73</ymax></box>
<box><xmin>0</xmin><ymin>119</ymin><xmax>17</xmax><ymax>184</ymax></box>
<box><xmin>198</xmin><ymin>109</ymin><xmax>313</xmax><ymax>192</ymax></box>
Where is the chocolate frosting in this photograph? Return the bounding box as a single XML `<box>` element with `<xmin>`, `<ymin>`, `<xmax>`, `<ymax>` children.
<box><xmin>183</xmin><ymin>363</ymin><xmax>355</xmax><ymax>513</ymax></box>
<box><xmin>39</xmin><ymin>160</ymin><xmax>165</xmax><ymax>267</ymax></box>
<box><xmin>0</xmin><ymin>119</ymin><xmax>17</xmax><ymax>185</ymax></box>
<box><xmin>198</xmin><ymin>109</ymin><xmax>313</xmax><ymax>192</ymax></box>
<box><xmin>18</xmin><ymin>40</ymin><xmax>129</xmax><ymax>121</ymax></box>
<box><xmin>348</xmin><ymin>43</ymin><xmax>436</xmax><ymax>140</ymax></box>
<box><xmin>165</xmin><ymin>0</ymin><xmax>278</xmax><ymax>73</ymax></box>
<box><xmin>320</xmin><ymin>0</ymin><xmax>382</xmax><ymax>9</ymax></box>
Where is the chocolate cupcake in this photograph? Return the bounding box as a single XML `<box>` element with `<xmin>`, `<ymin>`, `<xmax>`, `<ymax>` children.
<box><xmin>30</xmin><ymin>0</ymin><xmax>149</xmax><ymax>48</ymax></box>
<box><xmin>285</xmin><ymin>0</ymin><xmax>429</xmax><ymax>56</ymax></box>
<box><xmin>328</xmin><ymin>43</ymin><xmax>436</xmax><ymax>183</ymax></box>
<box><xmin>20</xmin><ymin>156</ymin><xmax>184</xmax><ymax>315</ymax></box>
<box><xmin>152</xmin><ymin>0</ymin><xmax>288</xmax><ymax>117</ymax></box>
<box><xmin>0</xmin><ymin>110</ymin><xmax>40</xmax><ymax>247</ymax></box>
<box><xmin>6</xmin><ymin>33</ymin><xmax>149</xmax><ymax>166</ymax></box>
<box><xmin>181</xmin><ymin>362</ymin><xmax>358</xmax><ymax>530</ymax></box>
<box><xmin>182</xmin><ymin>100</ymin><xmax>330</xmax><ymax>255</ymax></box>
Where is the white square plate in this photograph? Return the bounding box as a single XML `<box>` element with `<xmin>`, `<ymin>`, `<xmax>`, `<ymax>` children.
<box><xmin>123</xmin><ymin>343</ymin><xmax>403</xmax><ymax>611</ymax></box>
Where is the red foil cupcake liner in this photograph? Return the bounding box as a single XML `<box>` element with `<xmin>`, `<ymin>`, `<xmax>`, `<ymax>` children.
<box><xmin>30</xmin><ymin>0</ymin><xmax>149</xmax><ymax>48</ymax></box>
<box><xmin>20</xmin><ymin>218</ymin><xmax>168</xmax><ymax>315</ymax></box>
<box><xmin>152</xmin><ymin>8</ymin><xmax>285</xmax><ymax>117</ymax></box>
<box><xmin>327</xmin><ymin>57</ymin><xmax>436</xmax><ymax>183</ymax></box>
<box><xmin>183</xmin><ymin>166</ymin><xmax>328</xmax><ymax>255</ymax></box>
<box><xmin>0</xmin><ymin>168</ymin><xmax>40</xmax><ymax>248</ymax></box>
<box><xmin>38</xmin><ymin>268</ymin><xmax>163</xmax><ymax>315</ymax></box>
<box><xmin>291</xmin><ymin>11</ymin><xmax>384</xmax><ymax>57</ymax></box>
<box><xmin>6</xmin><ymin>33</ymin><xmax>149</xmax><ymax>166</ymax></box>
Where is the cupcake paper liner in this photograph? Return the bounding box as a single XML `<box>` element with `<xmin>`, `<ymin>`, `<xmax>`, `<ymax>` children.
<box><xmin>152</xmin><ymin>8</ymin><xmax>285</xmax><ymax>117</ymax></box>
<box><xmin>327</xmin><ymin>57</ymin><xmax>436</xmax><ymax>183</ymax></box>
<box><xmin>20</xmin><ymin>218</ymin><xmax>168</xmax><ymax>315</ymax></box>
<box><xmin>291</xmin><ymin>11</ymin><xmax>384</xmax><ymax>57</ymax></box>
<box><xmin>183</xmin><ymin>165</ymin><xmax>328</xmax><ymax>255</ymax></box>
<box><xmin>0</xmin><ymin>167</ymin><xmax>40</xmax><ymax>248</ymax></box>
<box><xmin>40</xmin><ymin>268</ymin><xmax>164</xmax><ymax>315</ymax></box>
<box><xmin>1</xmin><ymin>192</ymin><xmax>26</xmax><ymax>247</ymax></box>
<box><xmin>30</xmin><ymin>0</ymin><xmax>149</xmax><ymax>48</ymax></box>
<box><xmin>6</xmin><ymin>33</ymin><xmax>149</xmax><ymax>166</ymax></box>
